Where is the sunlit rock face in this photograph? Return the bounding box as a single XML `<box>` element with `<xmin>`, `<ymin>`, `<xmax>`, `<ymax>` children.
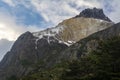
<box><xmin>55</xmin><ymin>17</ymin><xmax>113</xmax><ymax>42</ymax></box>
<box><xmin>61</xmin><ymin>22</ymin><xmax>120</xmax><ymax>61</ymax></box>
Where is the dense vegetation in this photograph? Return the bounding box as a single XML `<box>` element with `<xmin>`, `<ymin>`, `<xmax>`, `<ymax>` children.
<box><xmin>62</xmin><ymin>37</ymin><xmax>120</xmax><ymax>80</ymax></box>
<box><xmin>18</xmin><ymin>37</ymin><xmax>120</xmax><ymax>80</ymax></box>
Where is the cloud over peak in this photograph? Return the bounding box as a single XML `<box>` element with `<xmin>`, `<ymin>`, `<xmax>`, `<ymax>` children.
<box><xmin>0</xmin><ymin>11</ymin><xmax>42</xmax><ymax>41</ymax></box>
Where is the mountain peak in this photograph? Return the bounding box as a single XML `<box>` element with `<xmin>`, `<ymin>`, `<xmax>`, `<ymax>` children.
<box><xmin>75</xmin><ymin>8</ymin><xmax>112</xmax><ymax>22</ymax></box>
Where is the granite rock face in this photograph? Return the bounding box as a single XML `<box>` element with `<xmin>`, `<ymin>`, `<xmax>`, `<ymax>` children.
<box><xmin>56</xmin><ymin>17</ymin><xmax>113</xmax><ymax>42</ymax></box>
<box><xmin>61</xmin><ymin>23</ymin><xmax>120</xmax><ymax>60</ymax></box>
<box><xmin>76</xmin><ymin>8</ymin><xmax>112</xmax><ymax>22</ymax></box>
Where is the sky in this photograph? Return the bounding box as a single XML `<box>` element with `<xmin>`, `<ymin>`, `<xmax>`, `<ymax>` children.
<box><xmin>0</xmin><ymin>0</ymin><xmax>120</xmax><ymax>61</ymax></box>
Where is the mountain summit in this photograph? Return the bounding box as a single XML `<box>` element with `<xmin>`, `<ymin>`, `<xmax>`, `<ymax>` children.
<box><xmin>76</xmin><ymin>8</ymin><xmax>112</xmax><ymax>22</ymax></box>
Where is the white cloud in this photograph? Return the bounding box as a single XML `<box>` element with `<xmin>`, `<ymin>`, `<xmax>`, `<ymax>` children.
<box><xmin>73</xmin><ymin>0</ymin><xmax>101</xmax><ymax>8</ymax></box>
<box><xmin>0</xmin><ymin>39</ymin><xmax>13</xmax><ymax>61</ymax></box>
<box><xmin>30</xmin><ymin>0</ymin><xmax>101</xmax><ymax>25</ymax></box>
<box><xmin>0</xmin><ymin>10</ymin><xmax>42</xmax><ymax>61</ymax></box>
<box><xmin>107</xmin><ymin>0</ymin><xmax>120</xmax><ymax>23</ymax></box>
<box><xmin>2</xmin><ymin>0</ymin><xmax>120</xmax><ymax>23</ymax></box>
<box><xmin>0</xmin><ymin>12</ymin><xmax>42</xmax><ymax>41</ymax></box>
<box><xmin>2</xmin><ymin>0</ymin><xmax>15</xmax><ymax>7</ymax></box>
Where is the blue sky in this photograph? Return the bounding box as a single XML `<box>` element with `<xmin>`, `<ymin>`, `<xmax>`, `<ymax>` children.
<box><xmin>0</xmin><ymin>0</ymin><xmax>120</xmax><ymax>61</ymax></box>
<box><xmin>0</xmin><ymin>0</ymin><xmax>50</xmax><ymax>28</ymax></box>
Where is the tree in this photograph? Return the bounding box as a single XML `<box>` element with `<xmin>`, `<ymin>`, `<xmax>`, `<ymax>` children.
<box><xmin>61</xmin><ymin>37</ymin><xmax>120</xmax><ymax>80</ymax></box>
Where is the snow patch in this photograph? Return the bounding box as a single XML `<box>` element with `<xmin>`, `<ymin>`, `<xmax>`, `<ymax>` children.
<box><xmin>35</xmin><ymin>38</ymin><xmax>39</xmax><ymax>50</ymax></box>
<box><xmin>32</xmin><ymin>25</ymin><xmax>64</xmax><ymax>39</ymax></box>
<box><xmin>32</xmin><ymin>25</ymin><xmax>76</xmax><ymax>47</ymax></box>
<box><xmin>68</xmin><ymin>40</ymin><xmax>75</xmax><ymax>44</ymax></box>
<box><xmin>32</xmin><ymin>25</ymin><xmax>64</xmax><ymax>45</ymax></box>
<box><xmin>59</xmin><ymin>40</ymin><xmax>75</xmax><ymax>46</ymax></box>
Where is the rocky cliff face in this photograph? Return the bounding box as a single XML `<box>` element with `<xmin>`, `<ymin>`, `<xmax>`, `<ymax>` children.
<box><xmin>61</xmin><ymin>23</ymin><xmax>120</xmax><ymax>61</ymax></box>
<box><xmin>0</xmin><ymin>31</ymin><xmax>68</xmax><ymax>79</ymax></box>
<box><xmin>75</xmin><ymin>8</ymin><xmax>112</xmax><ymax>22</ymax></box>
<box><xmin>56</xmin><ymin>17</ymin><xmax>113</xmax><ymax>42</ymax></box>
<box><xmin>0</xmin><ymin>8</ymin><xmax>115</xmax><ymax>80</ymax></box>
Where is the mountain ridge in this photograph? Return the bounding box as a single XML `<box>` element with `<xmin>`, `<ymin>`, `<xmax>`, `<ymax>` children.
<box><xmin>0</xmin><ymin>8</ymin><xmax>116</xmax><ymax>80</ymax></box>
<box><xmin>32</xmin><ymin>17</ymin><xmax>113</xmax><ymax>46</ymax></box>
